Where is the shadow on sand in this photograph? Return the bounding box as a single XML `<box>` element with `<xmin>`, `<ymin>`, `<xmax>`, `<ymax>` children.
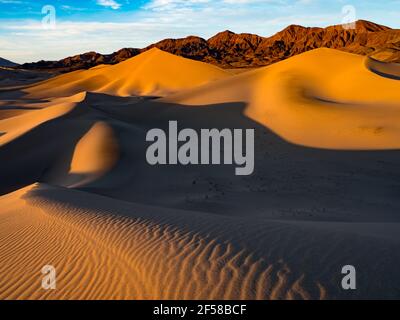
<box><xmin>1</xmin><ymin>92</ymin><xmax>400</xmax><ymax>222</ymax></box>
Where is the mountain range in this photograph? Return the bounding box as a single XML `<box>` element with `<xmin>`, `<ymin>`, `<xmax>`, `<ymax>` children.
<box><xmin>19</xmin><ymin>20</ymin><xmax>400</xmax><ymax>72</ymax></box>
<box><xmin>0</xmin><ymin>57</ymin><xmax>19</xmax><ymax>68</ymax></box>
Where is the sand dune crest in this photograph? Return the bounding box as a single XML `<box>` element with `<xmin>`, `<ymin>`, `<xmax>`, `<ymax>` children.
<box><xmin>24</xmin><ymin>48</ymin><xmax>230</xmax><ymax>98</ymax></box>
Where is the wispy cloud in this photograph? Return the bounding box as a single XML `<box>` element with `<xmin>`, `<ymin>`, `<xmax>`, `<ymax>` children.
<box><xmin>0</xmin><ymin>0</ymin><xmax>23</xmax><ymax>3</ymax></box>
<box><xmin>96</xmin><ymin>0</ymin><xmax>122</xmax><ymax>10</ymax></box>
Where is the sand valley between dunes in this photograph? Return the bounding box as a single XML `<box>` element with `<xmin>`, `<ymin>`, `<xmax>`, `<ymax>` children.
<box><xmin>1</xmin><ymin>48</ymin><xmax>400</xmax><ymax>299</ymax></box>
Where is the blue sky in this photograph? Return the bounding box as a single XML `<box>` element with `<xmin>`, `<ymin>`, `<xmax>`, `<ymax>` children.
<box><xmin>0</xmin><ymin>0</ymin><xmax>399</xmax><ymax>63</ymax></box>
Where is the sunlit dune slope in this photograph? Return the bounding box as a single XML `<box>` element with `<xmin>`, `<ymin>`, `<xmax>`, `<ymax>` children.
<box><xmin>0</xmin><ymin>92</ymin><xmax>86</xmax><ymax>146</ymax></box>
<box><xmin>164</xmin><ymin>48</ymin><xmax>400</xmax><ymax>150</ymax></box>
<box><xmin>24</xmin><ymin>48</ymin><xmax>230</xmax><ymax>98</ymax></box>
<box><xmin>58</xmin><ymin>121</ymin><xmax>119</xmax><ymax>188</ymax></box>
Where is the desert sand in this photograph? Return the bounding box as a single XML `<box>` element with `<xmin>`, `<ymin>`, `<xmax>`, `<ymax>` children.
<box><xmin>1</xmin><ymin>48</ymin><xmax>400</xmax><ymax>299</ymax></box>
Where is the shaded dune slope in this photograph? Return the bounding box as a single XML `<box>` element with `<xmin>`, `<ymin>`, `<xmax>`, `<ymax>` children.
<box><xmin>366</xmin><ymin>56</ymin><xmax>400</xmax><ymax>80</ymax></box>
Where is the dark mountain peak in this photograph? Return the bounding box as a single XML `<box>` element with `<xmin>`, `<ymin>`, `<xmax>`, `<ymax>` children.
<box><xmin>149</xmin><ymin>35</ymin><xmax>207</xmax><ymax>50</ymax></box>
<box><xmin>185</xmin><ymin>35</ymin><xmax>206</xmax><ymax>41</ymax></box>
<box><xmin>208</xmin><ymin>30</ymin><xmax>236</xmax><ymax>42</ymax></box>
<box><xmin>269</xmin><ymin>24</ymin><xmax>319</xmax><ymax>44</ymax></box>
<box><xmin>0</xmin><ymin>57</ymin><xmax>19</xmax><ymax>68</ymax></box>
<box><xmin>281</xmin><ymin>24</ymin><xmax>308</xmax><ymax>33</ymax></box>
<box><xmin>214</xmin><ymin>30</ymin><xmax>236</xmax><ymax>36</ymax></box>
<box><xmin>276</xmin><ymin>24</ymin><xmax>317</xmax><ymax>37</ymax></box>
<box><xmin>146</xmin><ymin>35</ymin><xmax>209</xmax><ymax>60</ymax></box>
<box><xmin>82</xmin><ymin>51</ymin><xmax>98</xmax><ymax>55</ymax></box>
<box><xmin>108</xmin><ymin>48</ymin><xmax>140</xmax><ymax>64</ymax></box>
<box><xmin>327</xmin><ymin>19</ymin><xmax>391</xmax><ymax>33</ymax></box>
<box><xmin>354</xmin><ymin>19</ymin><xmax>391</xmax><ymax>32</ymax></box>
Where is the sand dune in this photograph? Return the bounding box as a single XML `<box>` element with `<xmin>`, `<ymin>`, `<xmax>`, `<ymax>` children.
<box><xmin>24</xmin><ymin>48</ymin><xmax>230</xmax><ymax>98</ymax></box>
<box><xmin>164</xmin><ymin>48</ymin><xmax>400</xmax><ymax>149</ymax></box>
<box><xmin>63</xmin><ymin>121</ymin><xmax>119</xmax><ymax>187</ymax></box>
<box><xmin>1</xmin><ymin>48</ymin><xmax>400</xmax><ymax>299</ymax></box>
<box><xmin>1</xmin><ymin>183</ymin><xmax>400</xmax><ymax>299</ymax></box>
<box><xmin>0</xmin><ymin>92</ymin><xmax>86</xmax><ymax>146</ymax></box>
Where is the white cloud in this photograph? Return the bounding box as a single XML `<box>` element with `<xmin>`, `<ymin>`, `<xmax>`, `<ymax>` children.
<box><xmin>223</xmin><ymin>0</ymin><xmax>263</xmax><ymax>3</ymax></box>
<box><xmin>145</xmin><ymin>0</ymin><xmax>211</xmax><ymax>11</ymax></box>
<box><xmin>96</xmin><ymin>0</ymin><xmax>121</xmax><ymax>10</ymax></box>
